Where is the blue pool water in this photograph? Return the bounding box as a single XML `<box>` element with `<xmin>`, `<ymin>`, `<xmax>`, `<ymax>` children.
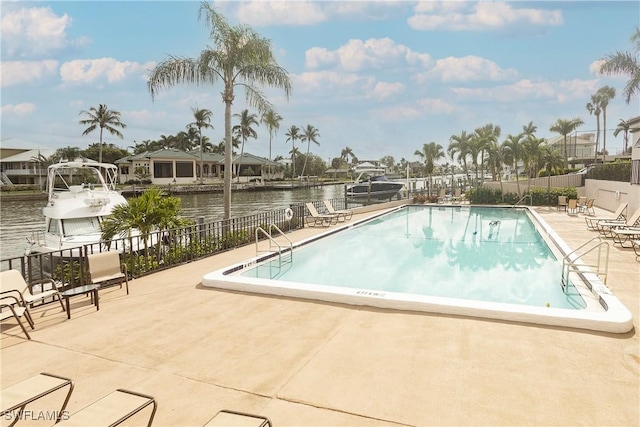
<box><xmin>241</xmin><ymin>206</ymin><xmax>586</xmax><ymax>309</ymax></box>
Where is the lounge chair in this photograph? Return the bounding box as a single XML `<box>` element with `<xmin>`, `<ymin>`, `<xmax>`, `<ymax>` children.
<box><xmin>304</xmin><ymin>202</ymin><xmax>338</xmax><ymax>227</ymax></box>
<box><xmin>204</xmin><ymin>410</ymin><xmax>272</xmax><ymax>427</ymax></box>
<box><xmin>0</xmin><ymin>269</ymin><xmax>66</xmax><ymax>315</ymax></box>
<box><xmin>580</xmin><ymin>198</ymin><xmax>596</xmax><ymax>216</ymax></box>
<box><xmin>585</xmin><ymin>202</ymin><xmax>628</xmax><ymax>231</ymax></box>
<box><xmin>597</xmin><ymin>207</ymin><xmax>640</xmax><ymax>238</ymax></box>
<box><xmin>557</xmin><ymin>195</ymin><xmax>568</xmax><ymax>211</ymax></box>
<box><xmin>453</xmin><ymin>188</ymin><xmax>462</xmax><ymax>203</ymax></box>
<box><xmin>58</xmin><ymin>389</ymin><xmax>156</xmax><ymax>427</ymax></box>
<box><xmin>0</xmin><ymin>295</ymin><xmax>34</xmax><ymax>340</ymax></box>
<box><xmin>87</xmin><ymin>251</ymin><xmax>129</xmax><ymax>294</ymax></box>
<box><xmin>610</xmin><ymin>227</ymin><xmax>640</xmax><ymax>248</ymax></box>
<box><xmin>437</xmin><ymin>188</ymin><xmax>446</xmax><ymax>203</ymax></box>
<box><xmin>1</xmin><ymin>373</ymin><xmax>73</xmax><ymax>426</ymax></box>
<box><xmin>566</xmin><ymin>199</ymin><xmax>579</xmax><ymax>215</ymax></box>
<box><xmin>323</xmin><ymin>200</ymin><xmax>353</xmax><ymax>222</ymax></box>
<box><xmin>632</xmin><ymin>239</ymin><xmax>640</xmax><ymax>262</ymax></box>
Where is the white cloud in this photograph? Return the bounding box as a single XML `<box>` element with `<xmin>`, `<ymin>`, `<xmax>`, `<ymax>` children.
<box><xmin>59</xmin><ymin>58</ymin><xmax>155</xmax><ymax>84</ymax></box>
<box><xmin>1</xmin><ymin>6</ymin><xmax>89</xmax><ymax>59</ymax></box>
<box><xmin>305</xmin><ymin>38</ymin><xmax>431</xmax><ymax>71</ymax></box>
<box><xmin>589</xmin><ymin>59</ymin><xmax>606</xmax><ymax>76</ymax></box>
<box><xmin>373</xmin><ymin>82</ymin><xmax>405</xmax><ymax>99</ymax></box>
<box><xmin>418</xmin><ymin>55</ymin><xmax>518</xmax><ymax>83</ymax></box>
<box><xmin>236</xmin><ymin>0</ymin><xmax>327</xmax><ymax>26</ymax></box>
<box><xmin>372</xmin><ymin>105</ymin><xmax>422</xmax><ymax>121</ymax></box>
<box><xmin>416</xmin><ymin>98</ymin><xmax>457</xmax><ymax>114</ymax></box>
<box><xmin>1</xmin><ymin>103</ymin><xmax>36</xmax><ymax>115</ymax></box>
<box><xmin>409</xmin><ymin>1</ymin><xmax>563</xmax><ymax>32</ymax></box>
<box><xmin>0</xmin><ymin>60</ymin><xmax>59</xmax><ymax>87</ymax></box>
<box><xmin>293</xmin><ymin>70</ymin><xmax>371</xmax><ymax>93</ymax></box>
<box><xmin>452</xmin><ymin>78</ymin><xmax>598</xmax><ymax>103</ymax></box>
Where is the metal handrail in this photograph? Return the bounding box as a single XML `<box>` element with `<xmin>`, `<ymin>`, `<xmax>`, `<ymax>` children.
<box><xmin>561</xmin><ymin>236</ymin><xmax>609</xmax><ymax>293</ymax></box>
<box><xmin>511</xmin><ymin>194</ymin><xmax>532</xmax><ymax>208</ymax></box>
<box><xmin>255</xmin><ymin>224</ymin><xmax>293</xmax><ymax>268</ymax></box>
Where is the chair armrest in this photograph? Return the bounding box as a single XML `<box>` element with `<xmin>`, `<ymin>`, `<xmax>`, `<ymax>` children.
<box><xmin>30</xmin><ymin>278</ymin><xmax>60</xmax><ymax>291</ymax></box>
<box><xmin>0</xmin><ymin>290</ymin><xmax>27</xmax><ymax>306</ymax></box>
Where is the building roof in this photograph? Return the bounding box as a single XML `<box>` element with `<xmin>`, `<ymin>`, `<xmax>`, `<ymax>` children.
<box><xmin>0</xmin><ymin>138</ymin><xmax>55</xmax><ymax>150</ymax></box>
<box><xmin>0</xmin><ymin>148</ymin><xmax>57</xmax><ymax>163</ymax></box>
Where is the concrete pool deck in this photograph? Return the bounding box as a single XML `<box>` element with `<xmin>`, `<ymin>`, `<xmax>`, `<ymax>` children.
<box><xmin>1</xmin><ymin>205</ymin><xmax>639</xmax><ymax>426</ymax></box>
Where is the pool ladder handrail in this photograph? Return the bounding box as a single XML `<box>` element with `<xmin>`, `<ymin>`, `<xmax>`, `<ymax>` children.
<box><xmin>255</xmin><ymin>224</ymin><xmax>293</xmax><ymax>268</ymax></box>
<box><xmin>561</xmin><ymin>236</ymin><xmax>609</xmax><ymax>293</ymax></box>
<box><xmin>511</xmin><ymin>194</ymin><xmax>532</xmax><ymax>208</ymax></box>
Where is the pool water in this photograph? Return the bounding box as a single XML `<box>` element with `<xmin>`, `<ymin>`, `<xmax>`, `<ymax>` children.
<box><xmin>241</xmin><ymin>206</ymin><xmax>586</xmax><ymax>310</ymax></box>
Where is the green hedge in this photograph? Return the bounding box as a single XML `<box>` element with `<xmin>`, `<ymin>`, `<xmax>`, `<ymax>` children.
<box><xmin>587</xmin><ymin>161</ymin><xmax>630</xmax><ymax>182</ymax></box>
<box><xmin>467</xmin><ymin>186</ymin><xmax>578</xmax><ymax>206</ymax></box>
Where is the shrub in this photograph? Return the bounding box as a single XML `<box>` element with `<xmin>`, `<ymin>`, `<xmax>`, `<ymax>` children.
<box><xmin>588</xmin><ymin>161</ymin><xmax>630</xmax><ymax>182</ymax></box>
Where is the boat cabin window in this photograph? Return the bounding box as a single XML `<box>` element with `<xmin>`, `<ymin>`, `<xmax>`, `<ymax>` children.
<box><xmin>47</xmin><ymin>218</ymin><xmax>61</xmax><ymax>235</ymax></box>
<box><xmin>61</xmin><ymin>217</ymin><xmax>101</xmax><ymax>236</ymax></box>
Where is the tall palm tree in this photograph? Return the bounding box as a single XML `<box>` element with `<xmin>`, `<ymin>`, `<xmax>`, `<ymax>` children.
<box><xmin>613</xmin><ymin>118</ymin><xmax>633</xmax><ymax>153</ymax></box>
<box><xmin>79</xmin><ymin>104</ymin><xmax>126</xmax><ymax>163</ymax></box>
<box><xmin>147</xmin><ymin>3</ymin><xmax>291</xmax><ymax>220</ymax></box>
<box><xmin>187</xmin><ymin>107</ymin><xmax>213</xmax><ymax>184</ymax></box>
<box><xmin>501</xmin><ymin>133</ymin><xmax>525</xmax><ymax>196</ymax></box>
<box><xmin>549</xmin><ymin>117</ymin><xmax>584</xmax><ymax>170</ymax></box>
<box><xmin>596</xmin><ymin>86</ymin><xmax>616</xmax><ymax>163</ymax></box>
<box><xmin>341</xmin><ymin>146</ymin><xmax>355</xmax><ymax>166</ymax></box>
<box><xmin>300</xmin><ymin>124</ymin><xmax>320</xmax><ymax>177</ymax></box>
<box><xmin>522</xmin><ymin>137</ymin><xmax>545</xmax><ymax>194</ymax></box>
<box><xmin>414</xmin><ymin>142</ymin><xmax>444</xmax><ymax>196</ymax></box>
<box><xmin>586</xmin><ymin>92</ymin><xmax>602</xmax><ymax>161</ymax></box>
<box><xmin>261</xmin><ymin>109</ymin><xmax>282</xmax><ymax>179</ymax></box>
<box><xmin>473</xmin><ymin>124</ymin><xmax>501</xmax><ymax>186</ymax></box>
<box><xmin>232</xmin><ymin>109</ymin><xmax>259</xmax><ymax>182</ymax></box>
<box><xmin>540</xmin><ymin>146</ymin><xmax>564</xmax><ymax>205</ymax></box>
<box><xmin>285</xmin><ymin>125</ymin><xmax>300</xmax><ymax>177</ymax></box>
<box><xmin>599</xmin><ymin>27</ymin><xmax>640</xmax><ymax>104</ymax></box>
<box><xmin>54</xmin><ymin>146</ymin><xmax>82</xmax><ymax>162</ymax></box>
<box><xmin>448</xmin><ymin>131</ymin><xmax>472</xmax><ymax>189</ymax></box>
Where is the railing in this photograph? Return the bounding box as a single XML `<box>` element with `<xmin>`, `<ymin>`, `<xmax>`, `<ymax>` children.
<box><xmin>561</xmin><ymin>236</ymin><xmax>609</xmax><ymax>293</ymax></box>
<box><xmin>255</xmin><ymin>224</ymin><xmax>292</xmax><ymax>268</ymax></box>
<box><xmin>511</xmin><ymin>194</ymin><xmax>532</xmax><ymax>208</ymax></box>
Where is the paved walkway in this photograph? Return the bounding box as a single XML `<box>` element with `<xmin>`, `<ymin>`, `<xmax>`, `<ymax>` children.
<box><xmin>1</xmin><ymin>205</ymin><xmax>638</xmax><ymax>426</ymax></box>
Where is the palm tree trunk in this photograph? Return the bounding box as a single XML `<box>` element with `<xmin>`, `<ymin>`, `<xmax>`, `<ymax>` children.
<box><xmin>515</xmin><ymin>160</ymin><xmax>521</xmax><ymax>196</ymax></box>
<box><xmin>301</xmin><ymin>142</ymin><xmax>310</xmax><ymax>177</ymax></box>
<box><xmin>99</xmin><ymin>127</ymin><xmax>104</xmax><ymax>163</ymax></box>
<box><xmin>602</xmin><ymin>110</ymin><xmax>607</xmax><ymax>163</ymax></box>
<box><xmin>223</xmin><ymin>90</ymin><xmax>232</xmax><ymax>220</ymax></box>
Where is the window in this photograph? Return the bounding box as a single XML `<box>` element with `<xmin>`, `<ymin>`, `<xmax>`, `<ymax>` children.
<box><xmin>153</xmin><ymin>162</ymin><xmax>173</xmax><ymax>178</ymax></box>
<box><xmin>175</xmin><ymin>162</ymin><xmax>193</xmax><ymax>178</ymax></box>
<box><xmin>61</xmin><ymin>217</ymin><xmax>101</xmax><ymax>236</ymax></box>
<box><xmin>120</xmin><ymin>166</ymin><xmax>129</xmax><ymax>175</ymax></box>
<box><xmin>47</xmin><ymin>219</ymin><xmax>60</xmax><ymax>235</ymax></box>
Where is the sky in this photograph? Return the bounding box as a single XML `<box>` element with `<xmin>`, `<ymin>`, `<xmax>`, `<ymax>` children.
<box><xmin>1</xmin><ymin>0</ymin><xmax>639</xmax><ymax>165</ymax></box>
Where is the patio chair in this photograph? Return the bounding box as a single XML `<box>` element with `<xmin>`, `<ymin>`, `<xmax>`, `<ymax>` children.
<box><xmin>304</xmin><ymin>202</ymin><xmax>338</xmax><ymax>227</ymax></box>
<box><xmin>1</xmin><ymin>373</ymin><xmax>74</xmax><ymax>426</ymax></box>
<box><xmin>87</xmin><ymin>251</ymin><xmax>129</xmax><ymax>294</ymax></box>
<box><xmin>580</xmin><ymin>198</ymin><xmax>596</xmax><ymax>216</ymax></box>
<box><xmin>204</xmin><ymin>410</ymin><xmax>272</xmax><ymax>427</ymax></box>
<box><xmin>557</xmin><ymin>195</ymin><xmax>568</xmax><ymax>211</ymax></box>
<box><xmin>0</xmin><ymin>296</ymin><xmax>34</xmax><ymax>340</ymax></box>
<box><xmin>577</xmin><ymin>196</ymin><xmax>587</xmax><ymax>211</ymax></box>
<box><xmin>58</xmin><ymin>388</ymin><xmax>156</xmax><ymax>427</ymax></box>
<box><xmin>453</xmin><ymin>188</ymin><xmax>462</xmax><ymax>203</ymax></box>
<box><xmin>585</xmin><ymin>202</ymin><xmax>628</xmax><ymax>231</ymax></box>
<box><xmin>323</xmin><ymin>200</ymin><xmax>353</xmax><ymax>222</ymax></box>
<box><xmin>566</xmin><ymin>199</ymin><xmax>579</xmax><ymax>216</ymax></box>
<box><xmin>437</xmin><ymin>188</ymin><xmax>446</xmax><ymax>203</ymax></box>
<box><xmin>597</xmin><ymin>207</ymin><xmax>640</xmax><ymax>238</ymax></box>
<box><xmin>632</xmin><ymin>239</ymin><xmax>640</xmax><ymax>262</ymax></box>
<box><xmin>610</xmin><ymin>227</ymin><xmax>640</xmax><ymax>248</ymax></box>
<box><xmin>0</xmin><ymin>269</ymin><xmax>66</xmax><ymax>314</ymax></box>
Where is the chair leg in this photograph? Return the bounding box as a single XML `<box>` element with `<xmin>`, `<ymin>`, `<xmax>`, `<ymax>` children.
<box><xmin>57</xmin><ymin>295</ymin><xmax>67</xmax><ymax>312</ymax></box>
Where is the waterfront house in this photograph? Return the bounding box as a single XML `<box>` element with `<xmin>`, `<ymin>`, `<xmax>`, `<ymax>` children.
<box><xmin>0</xmin><ymin>138</ymin><xmax>56</xmax><ymax>186</ymax></box>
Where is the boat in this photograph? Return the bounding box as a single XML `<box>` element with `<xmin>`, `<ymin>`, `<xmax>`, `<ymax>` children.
<box><xmin>27</xmin><ymin>160</ymin><xmax>127</xmax><ymax>255</ymax></box>
<box><xmin>346</xmin><ymin>163</ymin><xmax>405</xmax><ymax>201</ymax></box>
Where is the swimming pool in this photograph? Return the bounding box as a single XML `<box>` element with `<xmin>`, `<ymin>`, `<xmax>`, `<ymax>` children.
<box><xmin>203</xmin><ymin>205</ymin><xmax>633</xmax><ymax>333</ymax></box>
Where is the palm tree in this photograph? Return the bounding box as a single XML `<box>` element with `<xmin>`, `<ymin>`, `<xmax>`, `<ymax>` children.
<box><xmin>300</xmin><ymin>124</ymin><xmax>320</xmax><ymax>178</ymax></box>
<box><xmin>473</xmin><ymin>124</ymin><xmax>501</xmax><ymax>186</ymax></box>
<box><xmin>549</xmin><ymin>117</ymin><xmax>584</xmax><ymax>170</ymax></box>
<box><xmin>285</xmin><ymin>125</ymin><xmax>300</xmax><ymax>177</ymax></box>
<box><xmin>541</xmin><ymin>146</ymin><xmax>564</xmax><ymax>204</ymax></box>
<box><xmin>79</xmin><ymin>104</ymin><xmax>126</xmax><ymax>163</ymax></box>
<box><xmin>596</xmin><ymin>86</ymin><xmax>616</xmax><ymax>163</ymax></box>
<box><xmin>187</xmin><ymin>107</ymin><xmax>213</xmax><ymax>184</ymax></box>
<box><xmin>147</xmin><ymin>3</ymin><xmax>291</xmax><ymax>220</ymax></box>
<box><xmin>341</xmin><ymin>146</ymin><xmax>355</xmax><ymax>166</ymax></box>
<box><xmin>261</xmin><ymin>109</ymin><xmax>282</xmax><ymax>179</ymax></box>
<box><xmin>232</xmin><ymin>109</ymin><xmax>259</xmax><ymax>182</ymax></box>
<box><xmin>53</xmin><ymin>146</ymin><xmax>82</xmax><ymax>162</ymax></box>
<box><xmin>414</xmin><ymin>142</ymin><xmax>444</xmax><ymax>196</ymax></box>
<box><xmin>522</xmin><ymin>137</ymin><xmax>545</xmax><ymax>194</ymax></box>
<box><xmin>599</xmin><ymin>27</ymin><xmax>640</xmax><ymax>104</ymax></box>
<box><xmin>613</xmin><ymin>118</ymin><xmax>632</xmax><ymax>153</ymax></box>
<box><xmin>586</xmin><ymin>92</ymin><xmax>602</xmax><ymax>161</ymax></box>
<box><xmin>501</xmin><ymin>133</ymin><xmax>525</xmax><ymax>196</ymax></box>
<box><xmin>448</xmin><ymin>131</ymin><xmax>472</xmax><ymax>189</ymax></box>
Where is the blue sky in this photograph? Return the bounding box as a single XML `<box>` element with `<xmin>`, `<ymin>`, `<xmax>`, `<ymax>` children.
<box><xmin>2</xmin><ymin>1</ymin><xmax>639</xmax><ymax>164</ymax></box>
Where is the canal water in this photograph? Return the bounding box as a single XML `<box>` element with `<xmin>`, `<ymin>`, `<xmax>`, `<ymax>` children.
<box><xmin>0</xmin><ymin>185</ymin><xmax>345</xmax><ymax>259</ymax></box>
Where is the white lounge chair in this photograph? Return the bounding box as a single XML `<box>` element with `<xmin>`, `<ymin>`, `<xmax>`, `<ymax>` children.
<box><xmin>204</xmin><ymin>410</ymin><xmax>272</xmax><ymax>427</ymax></box>
<box><xmin>585</xmin><ymin>202</ymin><xmax>627</xmax><ymax>230</ymax></box>
<box><xmin>323</xmin><ymin>200</ymin><xmax>353</xmax><ymax>222</ymax></box>
<box><xmin>58</xmin><ymin>389</ymin><xmax>156</xmax><ymax>427</ymax></box>
<box><xmin>305</xmin><ymin>203</ymin><xmax>338</xmax><ymax>227</ymax></box>
<box><xmin>87</xmin><ymin>251</ymin><xmax>129</xmax><ymax>294</ymax></box>
<box><xmin>1</xmin><ymin>373</ymin><xmax>73</xmax><ymax>425</ymax></box>
<box><xmin>598</xmin><ymin>207</ymin><xmax>640</xmax><ymax>238</ymax></box>
<box><xmin>0</xmin><ymin>269</ymin><xmax>66</xmax><ymax>315</ymax></box>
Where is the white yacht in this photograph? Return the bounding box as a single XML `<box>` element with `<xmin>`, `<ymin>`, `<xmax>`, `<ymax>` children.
<box><xmin>346</xmin><ymin>163</ymin><xmax>405</xmax><ymax>201</ymax></box>
<box><xmin>27</xmin><ymin>161</ymin><xmax>127</xmax><ymax>254</ymax></box>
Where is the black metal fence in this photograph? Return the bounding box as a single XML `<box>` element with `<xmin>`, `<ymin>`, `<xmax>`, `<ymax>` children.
<box><xmin>0</xmin><ymin>198</ymin><xmax>355</xmax><ymax>292</ymax></box>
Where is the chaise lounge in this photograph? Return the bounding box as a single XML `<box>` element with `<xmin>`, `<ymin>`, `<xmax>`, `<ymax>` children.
<box><xmin>323</xmin><ymin>200</ymin><xmax>353</xmax><ymax>222</ymax></box>
<box><xmin>585</xmin><ymin>202</ymin><xmax>628</xmax><ymax>231</ymax></box>
<box><xmin>305</xmin><ymin>202</ymin><xmax>339</xmax><ymax>227</ymax></box>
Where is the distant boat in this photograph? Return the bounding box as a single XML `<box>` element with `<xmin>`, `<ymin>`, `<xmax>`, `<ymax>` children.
<box><xmin>346</xmin><ymin>163</ymin><xmax>404</xmax><ymax>201</ymax></box>
<box><xmin>27</xmin><ymin>160</ymin><xmax>127</xmax><ymax>255</ymax></box>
